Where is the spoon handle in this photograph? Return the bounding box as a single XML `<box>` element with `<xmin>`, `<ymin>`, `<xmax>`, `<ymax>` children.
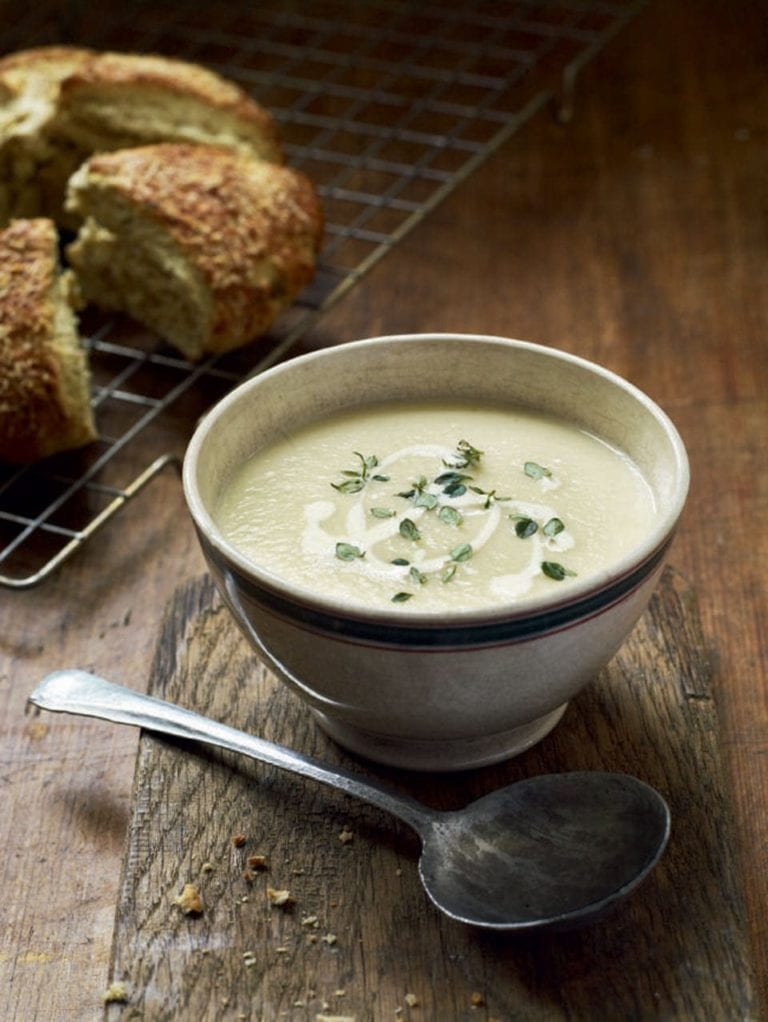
<box><xmin>28</xmin><ymin>669</ymin><xmax>430</xmax><ymax>834</ymax></box>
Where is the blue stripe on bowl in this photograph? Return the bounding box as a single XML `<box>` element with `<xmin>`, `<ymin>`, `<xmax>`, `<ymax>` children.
<box><xmin>213</xmin><ymin>537</ymin><xmax>671</xmax><ymax>651</ymax></box>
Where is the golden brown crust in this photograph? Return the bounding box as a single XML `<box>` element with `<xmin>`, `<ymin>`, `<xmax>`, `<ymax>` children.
<box><xmin>67</xmin><ymin>144</ymin><xmax>323</xmax><ymax>358</ymax></box>
<box><xmin>0</xmin><ymin>45</ymin><xmax>94</xmax><ymax>81</ymax></box>
<box><xmin>59</xmin><ymin>51</ymin><xmax>281</xmax><ymax>156</ymax></box>
<box><xmin>0</xmin><ymin>218</ymin><xmax>96</xmax><ymax>462</ymax></box>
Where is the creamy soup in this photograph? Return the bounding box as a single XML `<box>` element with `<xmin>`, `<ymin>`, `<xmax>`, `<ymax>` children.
<box><xmin>215</xmin><ymin>401</ymin><xmax>656</xmax><ymax>612</ymax></box>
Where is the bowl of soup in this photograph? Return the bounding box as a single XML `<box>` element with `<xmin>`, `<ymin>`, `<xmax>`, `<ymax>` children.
<box><xmin>183</xmin><ymin>334</ymin><xmax>689</xmax><ymax>770</ymax></box>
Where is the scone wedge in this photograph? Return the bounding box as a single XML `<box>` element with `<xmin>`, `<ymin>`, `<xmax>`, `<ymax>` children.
<box><xmin>66</xmin><ymin>143</ymin><xmax>323</xmax><ymax>360</ymax></box>
<box><xmin>0</xmin><ymin>218</ymin><xmax>96</xmax><ymax>463</ymax></box>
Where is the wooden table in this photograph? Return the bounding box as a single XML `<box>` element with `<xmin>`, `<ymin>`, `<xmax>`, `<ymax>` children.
<box><xmin>2</xmin><ymin>1</ymin><xmax>766</xmax><ymax>1018</ymax></box>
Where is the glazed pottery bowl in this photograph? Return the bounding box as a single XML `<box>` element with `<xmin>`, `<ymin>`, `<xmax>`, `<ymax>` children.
<box><xmin>182</xmin><ymin>334</ymin><xmax>689</xmax><ymax>771</ymax></box>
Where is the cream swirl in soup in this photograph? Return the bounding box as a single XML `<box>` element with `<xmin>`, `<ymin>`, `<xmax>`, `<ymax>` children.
<box><xmin>215</xmin><ymin>401</ymin><xmax>656</xmax><ymax>612</ymax></box>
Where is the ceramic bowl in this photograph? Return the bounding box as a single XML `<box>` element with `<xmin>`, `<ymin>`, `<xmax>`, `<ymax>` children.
<box><xmin>182</xmin><ymin>334</ymin><xmax>689</xmax><ymax>771</ymax></box>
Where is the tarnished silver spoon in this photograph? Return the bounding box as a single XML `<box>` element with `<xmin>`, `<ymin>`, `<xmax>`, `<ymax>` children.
<box><xmin>28</xmin><ymin>669</ymin><xmax>670</xmax><ymax>931</ymax></box>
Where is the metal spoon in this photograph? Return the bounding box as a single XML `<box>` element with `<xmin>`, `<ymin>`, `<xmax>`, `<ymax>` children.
<box><xmin>28</xmin><ymin>669</ymin><xmax>670</xmax><ymax>932</ymax></box>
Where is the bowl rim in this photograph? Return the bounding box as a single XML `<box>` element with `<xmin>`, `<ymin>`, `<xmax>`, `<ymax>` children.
<box><xmin>183</xmin><ymin>332</ymin><xmax>690</xmax><ymax>628</ymax></box>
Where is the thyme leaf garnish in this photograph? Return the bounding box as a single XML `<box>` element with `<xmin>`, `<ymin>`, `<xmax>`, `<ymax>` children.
<box><xmin>434</xmin><ymin>471</ymin><xmax>472</xmax><ymax>486</ymax></box>
<box><xmin>409</xmin><ymin>566</ymin><xmax>428</xmax><ymax>585</ymax></box>
<box><xmin>414</xmin><ymin>491</ymin><xmax>439</xmax><ymax>510</ymax></box>
<box><xmin>438</xmin><ymin>505</ymin><xmax>463</xmax><ymax>527</ymax></box>
<box><xmin>332</xmin><ymin>477</ymin><xmax>366</xmax><ymax>494</ymax></box>
<box><xmin>510</xmin><ymin>515</ymin><xmax>538</xmax><ymax>538</ymax></box>
<box><xmin>524</xmin><ymin>461</ymin><xmax>552</xmax><ymax>481</ymax></box>
<box><xmin>449</xmin><ymin>543</ymin><xmax>473</xmax><ymax>563</ymax></box>
<box><xmin>442</xmin><ymin>564</ymin><xmax>458</xmax><ymax>583</ymax></box>
<box><xmin>541</xmin><ymin>561</ymin><xmax>576</xmax><ymax>581</ymax></box>
<box><xmin>399</xmin><ymin>518</ymin><xmax>421</xmax><ymax>541</ymax></box>
<box><xmin>543</xmin><ymin>517</ymin><xmax>565</xmax><ymax>537</ymax></box>
<box><xmin>392</xmin><ymin>591</ymin><xmax>413</xmax><ymax>603</ymax></box>
<box><xmin>391</xmin><ymin>557</ymin><xmax>410</xmax><ymax>566</ymax></box>
<box><xmin>370</xmin><ymin>507</ymin><xmax>396</xmax><ymax>519</ymax></box>
<box><xmin>335</xmin><ymin>542</ymin><xmax>365</xmax><ymax>561</ymax></box>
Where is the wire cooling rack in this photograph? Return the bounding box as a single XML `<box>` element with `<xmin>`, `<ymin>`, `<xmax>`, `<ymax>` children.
<box><xmin>0</xmin><ymin>0</ymin><xmax>646</xmax><ymax>588</ymax></box>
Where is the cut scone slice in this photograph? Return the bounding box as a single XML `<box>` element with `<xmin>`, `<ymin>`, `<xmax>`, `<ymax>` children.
<box><xmin>0</xmin><ymin>46</ymin><xmax>282</xmax><ymax>226</ymax></box>
<box><xmin>66</xmin><ymin>143</ymin><xmax>323</xmax><ymax>360</ymax></box>
<box><xmin>0</xmin><ymin>218</ymin><xmax>96</xmax><ymax>463</ymax></box>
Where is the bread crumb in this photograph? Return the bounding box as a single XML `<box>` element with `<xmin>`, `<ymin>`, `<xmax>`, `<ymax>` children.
<box><xmin>201</xmin><ymin>861</ymin><xmax>214</xmax><ymax>873</ymax></box>
<box><xmin>174</xmin><ymin>883</ymin><xmax>203</xmax><ymax>915</ymax></box>
<box><xmin>405</xmin><ymin>993</ymin><xmax>419</xmax><ymax>1007</ymax></box>
<box><xmin>247</xmin><ymin>854</ymin><xmax>268</xmax><ymax>870</ymax></box>
<box><xmin>102</xmin><ymin>981</ymin><xmax>128</xmax><ymax>1003</ymax></box>
<box><xmin>315</xmin><ymin>1016</ymin><xmax>356</xmax><ymax>1022</ymax></box>
<box><xmin>24</xmin><ymin>720</ymin><xmax>49</xmax><ymax>741</ymax></box>
<box><xmin>267</xmin><ymin>887</ymin><xmax>295</xmax><ymax>908</ymax></box>
<box><xmin>232</xmin><ymin>832</ymin><xmax>247</xmax><ymax>847</ymax></box>
<box><xmin>321</xmin><ymin>932</ymin><xmax>337</xmax><ymax>945</ymax></box>
<box><xmin>470</xmin><ymin>991</ymin><xmax>486</xmax><ymax>1007</ymax></box>
<box><xmin>338</xmin><ymin>827</ymin><xmax>354</xmax><ymax>844</ymax></box>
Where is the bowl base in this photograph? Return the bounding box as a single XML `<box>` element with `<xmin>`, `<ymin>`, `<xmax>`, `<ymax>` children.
<box><xmin>310</xmin><ymin>703</ymin><xmax>568</xmax><ymax>772</ymax></box>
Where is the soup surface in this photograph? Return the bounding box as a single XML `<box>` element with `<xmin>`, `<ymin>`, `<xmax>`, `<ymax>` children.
<box><xmin>215</xmin><ymin>401</ymin><xmax>656</xmax><ymax>612</ymax></box>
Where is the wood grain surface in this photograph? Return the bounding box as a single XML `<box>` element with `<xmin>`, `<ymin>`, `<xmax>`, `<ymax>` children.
<box><xmin>105</xmin><ymin>569</ymin><xmax>755</xmax><ymax>1021</ymax></box>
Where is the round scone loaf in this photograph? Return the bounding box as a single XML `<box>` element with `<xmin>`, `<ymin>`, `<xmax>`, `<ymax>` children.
<box><xmin>66</xmin><ymin>143</ymin><xmax>323</xmax><ymax>360</ymax></box>
<box><xmin>0</xmin><ymin>218</ymin><xmax>96</xmax><ymax>463</ymax></box>
<box><xmin>0</xmin><ymin>46</ymin><xmax>282</xmax><ymax>226</ymax></box>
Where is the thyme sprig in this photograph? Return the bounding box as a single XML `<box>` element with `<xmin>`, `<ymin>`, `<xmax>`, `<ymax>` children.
<box><xmin>469</xmin><ymin>485</ymin><xmax>511</xmax><ymax>509</ymax></box>
<box><xmin>332</xmin><ymin>452</ymin><xmax>390</xmax><ymax>494</ymax></box>
<box><xmin>330</xmin><ymin>440</ymin><xmax>577</xmax><ymax>602</ymax></box>
<box><xmin>445</xmin><ymin>439</ymin><xmax>484</xmax><ymax>469</ymax></box>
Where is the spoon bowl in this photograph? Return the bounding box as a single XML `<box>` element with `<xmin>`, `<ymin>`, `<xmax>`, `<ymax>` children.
<box><xmin>28</xmin><ymin>669</ymin><xmax>670</xmax><ymax>932</ymax></box>
<box><xmin>418</xmin><ymin>773</ymin><xmax>669</xmax><ymax>930</ymax></box>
